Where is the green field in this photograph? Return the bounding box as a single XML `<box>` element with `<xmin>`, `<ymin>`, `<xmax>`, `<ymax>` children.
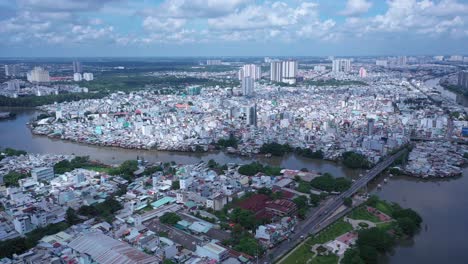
<box><xmin>311</xmin><ymin>254</ymin><xmax>339</xmax><ymax>264</ymax></box>
<box><xmin>279</xmin><ymin>219</ymin><xmax>352</xmax><ymax>264</ymax></box>
<box><xmin>348</xmin><ymin>207</ymin><xmax>380</xmax><ymax>223</ymax></box>
<box><xmin>375</xmin><ymin>200</ymin><xmax>395</xmax><ymax>216</ymax></box>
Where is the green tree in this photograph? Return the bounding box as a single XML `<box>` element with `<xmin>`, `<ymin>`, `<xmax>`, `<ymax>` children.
<box><xmin>343</xmin><ymin>197</ymin><xmax>353</xmax><ymax>207</ymax></box>
<box><xmin>396</xmin><ymin>217</ymin><xmax>418</xmax><ymax>236</ymax></box>
<box><xmin>66</xmin><ymin>208</ymin><xmax>80</xmax><ymax>225</ymax></box>
<box><xmin>3</xmin><ymin>171</ymin><xmax>29</xmax><ymax>187</ymax></box>
<box><xmin>230</xmin><ymin>208</ymin><xmax>256</xmax><ymax>230</ymax></box>
<box><xmin>342</xmin><ymin>248</ymin><xmax>365</xmax><ymax>264</ymax></box>
<box><xmin>160</xmin><ymin>212</ymin><xmax>181</xmax><ymax>225</ymax></box>
<box><xmin>234</xmin><ymin>237</ymin><xmax>263</xmax><ymax>256</ymax></box>
<box><xmin>357</xmin><ymin>228</ymin><xmax>394</xmax><ymax>253</ymax></box>
<box><xmin>342</xmin><ymin>151</ymin><xmax>370</xmax><ymax>169</ymax></box>
<box><xmin>171</xmin><ymin>180</ymin><xmax>180</xmax><ymax>190</ymax></box>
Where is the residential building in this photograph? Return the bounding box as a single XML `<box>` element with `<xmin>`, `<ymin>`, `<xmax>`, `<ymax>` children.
<box><xmin>206</xmin><ymin>60</ymin><xmax>222</xmax><ymax>65</ymax></box>
<box><xmin>73</xmin><ymin>73</ymin><xmax>82</xmax><ymax>82</ymax></box>
<box><xmin>270</xmin><ymin>61</ymin><xmax>282</xmax><ymax>82</ymax></box>
<box><xmin>397</xmin><ymin>56</ymin><xmax>407</xmax><ymax>66</ymax></box>
<box><xmin>31</xmin><ymin>167</ymin><xmax>55</xmax><ymax>182</ymax></box>
<box><xmin>27</xmin><ymin>67</ymin><xmax>50</xmax><ymax>83</ymax></box>
<box><xmin>83</xmin><ymin>72</ymin><xmax>94</xmax><ymax>81</ymax></box>
<box><xmin>7</xmin><ymin>79</ymin><xmax>20</xmax><ymax>90</ymax></box>
<box><xmin>281</xmin><ymin>60</ymin><xmax>298</xmax><ymax>84</ymax></box>
<box><xmin>239</xmin><ymin>64</ymin><xmax>261</xmax><ymax>80</ymax></box>
<box><xmin>73</xmin><ymin>61</ymin><xmax>82</xmax><ymax>73</ymax></box>
<box><xmin>459</xmin><ymin>71</ymin><xmax>468</xmax><ymax>90</ymax></box>
<box><xmin>4</xmin><ymin>64</ymin><xmax>19</xmax><ymax>77</ymax></box>
<box><xmin>376</xmin><ymin>60</ymin><xmax>388</xmax><ymax>67</ymax></box>
<box><xmin>187</xmin><ymin>86</ymin><xmax>201</xmax><ymax>95</ymax></box>
<box><xmin>359</xmin><ymin>67</ymin><xmax>367</xmax><ymax>78</ymax></box>
<box><xmin>332</xmin><ymin>59</ymin><xmax>351</xmax><ymax>73</ymax></box>
<box><xmin>241</xmin><ymin>76</ymin><xmax>254</xmax><ymax>96</ymax></box>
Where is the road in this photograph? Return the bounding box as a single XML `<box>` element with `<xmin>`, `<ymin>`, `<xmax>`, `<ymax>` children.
<box><xmin>260</xmin><ymin>149</ymin><xmax>408</xmax><ymax>264</ymax></box>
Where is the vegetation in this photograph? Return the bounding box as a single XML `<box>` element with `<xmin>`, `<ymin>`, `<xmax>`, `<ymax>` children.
<box><xmin>53</xmin><ymin>156</ymin><xmax>94</xmax><ymax>174</ymax></box>
<box><xmin>230</xmin><ymin>208</ymin><xmax>257</xmax><ymax>230</ymax></box>
<box><xmin>78</xmin><ymin>197</ymin><xmax>123</xmax><ymax>222</ymax></box>
<box><xmin>160</xmin><ymin>212</ymin><xmax>181</xmax><ymax>225</ymax></box>
<box><xmin>171</xmin><ymin>180</ymin><xmax>180</xmax><ymax>190</ymax></box>
<box><xmin>295</xmin><ymin>148</ymin><xmax>324</xmax><ymax>159</ymax></box>
<box><xmin>0</xmin><ymin>222</ymin><xmax>69</xmax><ymax>258</ymax></box>
<box><xmin>3</xmin><ymin>171</ymin><xmax>30</xmax><ymax>187</ymax></box>
<box><xmin>342</xmin><ymin>151</ymin><xmax>370</xmax><ymax>169</ymax></box>
<box><xmin>348</xmin><ymin>207</ymin><xmax>380</xmax><ymax>223</ymax></box>
<box><xmin>259</xmin><ymin>142</ymin><xmax>293</xmax><ymax>156</ymax></box>
<box><xmin>65</xmin><ymin>208</ymin><xmax>81</xmax><ymax>225</ymax></box>
<box><xmin>108</xmin><ymin>160</ymin><xmax>139</xmax><ymax>181</ymax></box>
<box><xmin>310</xmin><ymin>173</ymin><xmax>352</xmax><ymax>193</ymax></box>
<box><xmin>0</xmin><ymin>92</ymin><xmax>107</xmax><ymax>107</ymax></box>
<box><xmin>343</xmin><ymin>197</ymin><xmax>353</xmax><ymax>207</ymax></box>
<box><xmin>238</xmin><ymin>162</ymin><xmax>282</xmax><ymax>176</ymax></box>
<box><xmin>216</xmin><ymin>135</ymin><xmax>239</xmax><ymax>149</ymax></box>
<box><xmin>1</xmin><ymin>147</ymin><xmax>27</xmax><ymax>157</ymax></box>
<box><xmin>293</xmin><ymin>195</ymin><xmax>310</xmax><ymax>219</ymax></box>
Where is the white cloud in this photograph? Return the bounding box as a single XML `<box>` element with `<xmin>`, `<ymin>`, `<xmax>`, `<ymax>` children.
<box><xmin>142</xmin><ymin>17</ymin><xmax>186</xmax><ymax>32</ymax></box>
<box><xmin>340</xmin><ymin>0</ymin><xmax>372</xmax><ymax>16</ymax></box>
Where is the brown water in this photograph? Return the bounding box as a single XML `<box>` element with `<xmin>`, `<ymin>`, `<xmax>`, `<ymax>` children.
<box><xmin>0</xmin><ymin>108</ymin><xmax>466</xmax><ymax>264</ymax></box>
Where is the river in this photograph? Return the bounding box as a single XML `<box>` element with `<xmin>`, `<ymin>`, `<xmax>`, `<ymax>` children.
<box><xmin>0</xmin><ymin>108</ymin><xmax>467</xmax><ymax>264</ymax></box>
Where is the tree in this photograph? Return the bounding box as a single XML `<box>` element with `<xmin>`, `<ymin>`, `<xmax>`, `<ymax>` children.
<box><xmin>392</xmin><ymin>208</ymin><xmax>422</xmax><ymax>226</ymax></box>
<box><xmin>234</xmin><ymin>237</ymin><xmax>263</xmax><ymax>256</ymax></box>
<box><xmin>171</xmin><ymin>180</ymin><xmax>180</xmax><ymax>190</ymax></box>
<box><xmin>357</xmin><ymin>228</ymin><xmax>394</xmax><ymax>254</ymax></box>
<box><xmin>342</xmin><ymin>151</ymin><xmax>370</xmax><ymax>169</ymax></box>
<box><xmin>343</xmin><ymin>197</ymin><xmax>353</xmax><ymax>207</ymax></box>
<box><xmin>66</xmin><ymin>208</ymin><xmax>80</xmax><ymax>225</ymax></box>
<box><xmin>309</xmin><ymin>194</ymin><xmax>321</xmax><ymax>207</ymax></box>
<box><xmin>160</xmin><ymin>212</ymin><xmax>181</xmax><ymax>225</ymax></box>
<box><xmin>230</xmin><ymin>208</ymin><xmax>256</xmax><ymax>230</ymax></box>
<box><xmin>342</xmin><ymin>248</ymin><xmax>365</xmax><ymax>264</ymax></box>
<box><xmin>397</xmin><ymin>217</ymin><xmax>418</xmax><ymax>236</ymax></box>
<box><xmin>3</xmin><ymin>171</ymin><xmax>29</xmax><ymax>187</ymax></box>
<box><xmin>358</xmin><ymin>245</ymin><xmax>379</xmax><ymax>264</ymax></box>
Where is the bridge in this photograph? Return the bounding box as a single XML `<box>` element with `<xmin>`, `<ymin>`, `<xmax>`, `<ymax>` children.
<box><xmin>263</xmin><ymin>148</ymin><xmax>408</xmax><ymax>264</ymax></box>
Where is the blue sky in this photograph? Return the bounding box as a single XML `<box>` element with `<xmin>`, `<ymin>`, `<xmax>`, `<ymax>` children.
<box><xmin>0</xmin><ymin>0</ymin><xmax>468</xmax><ymax>57</ymax></box>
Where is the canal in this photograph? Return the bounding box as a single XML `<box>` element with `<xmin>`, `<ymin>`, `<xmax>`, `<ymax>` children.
<box><xmin>0</xmin><ymin>108</ymin><xmax>466</xmax><ymax>264</ymax></box>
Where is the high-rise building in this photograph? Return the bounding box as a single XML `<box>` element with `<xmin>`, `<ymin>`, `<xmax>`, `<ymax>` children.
<box><xmin>397</xmin><ymin>56</ymin><xmax>407</xmax><ymax>66</ymax></box>
<box><xmin>206</xmin><ymin>59</ymin><xmax>222</xmax><ymax>65</ymax></box>
<box><xmin>376</xmin><ymin>60</ymin><xmax>388</xmax><ymax>67</ymax></box>
<box><xmin>281</xmin><ymin>60</ymin><xmax>298</xmax><ymax>84</ymax></box>
<box><xmin>458</xmin><ymin>71</ymin><xmax>468</xmax><ymax>90</ymax></box>
<box><xmin>433</xmin><ymin>56</ymin><xmax>444</xmax><ymax>61</ymax></box>
<box><xmin>31</xmin><ymin>167</ymin><xmax>55</xmax><ymax>182</ymax></box>
<box><xmin>449</xmin><ymin>55</ymin><xmax>463</xmax><ymax>62</ymax></box>
<box><xmin>72</xmin><ymin>61</ymin><xmax>82</xmax><ymax>73</ymax></box>
<box><xmin>241</xmin><ymin>77</ymin><xmax>254</xmax><ymax>96</ymax></box>
<box><xmin>270</xmin><ymin>61</ymin><xmax>282</xmax><ymax>82</ymax></box>
<box><xmin>247</xmin><ymin>103</ymin><xmax>257</xmax><ymax>127</ymax></box>
<box><xmin>367</xmin><ymin>119</ymin><xmax>375</xmax><ymax>136</ymax></box>
<box><xmin>7</xmin><ymin>79</ymin><xmax>20</xmax><ymax>90</ymax></box>
<box><xmin>4</xmin><ymin>64</ymin><xmax>19</xmax><ymax>77</ymax></box>
<box><xmin>313</xmin><ymin>65</ymin><xmax>326</xmax><ymax>72</ymax></box>
<box><xmin>83</xmin><ymin>72</ymin><xmax>94</xmax><ymax>81</ymax></box>
<box><xmin>239</xmin><ymin>64</ymin><xmax>261</xmax><ymax>80</ymax></box>
<box><xmin>73</xmin><ymin>73</ymin><xmax>82</xmax><ymax>82</ymax></box>
<box><xmin>332</xmin><ymin>59</ymin><xmax>351</xmax><ymax>73</ymax></box>
<box><xmin>27</xmin><ymin>67</ymin><xmax>50</xmax><ymax>83</ymax></box>
<box><xmin>359</xmin><ymin>67</ymin><xmax>367</xmax><ymax>78</ymax></box>
<box><xmin>187</xmin><ymin>85</ymin><xmax>201</xmax><ymax>95</ymax></box>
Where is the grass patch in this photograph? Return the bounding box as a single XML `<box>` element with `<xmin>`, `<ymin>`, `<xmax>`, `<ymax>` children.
<box><xmin>311</xmin><ymin>254</ymin><xmax>339</xmax><ymax>264</ymax></box>
<box><xmin>280</xmin><ymin>219</ymin><xmax>352</xmax><ymax>264</ymax></box>
<box><xmin>312</xmin><ymin>219</ymin><xmax>353</xmax><ymax>244</ymax></box>
<box><xmin>376</xmin><ymin>221</ymin><xmax>394</xmax><ymax>231</ymax></box>
<box><xmin>375</xmin><ymin>200</ymin><xmax>394</xmax><ymax>216</ymax></box>
<box><xmin>82</xmin><ymin>166</ymin><xmax>113</xmax><ymax>173</ymax></box>
<box><xmin>348</xmin><ymin>207</ymin><xmax>380</xmax><ymax>223</ymax></box>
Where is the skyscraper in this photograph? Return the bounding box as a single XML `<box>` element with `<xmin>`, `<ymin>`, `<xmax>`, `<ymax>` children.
<box><xmin>332</xmin><ymin>59</ymin><xmax>351</xmax><ymax>73</ymax></box>
<box><xmin>367</xmin><ymin>118</ymin><xmax>375</xmax><ymax>136</ymax></box>
<box><xmin>458</xmin><ymin>71</ymin><xmax>468</xmax><ymax>90</ymax></box>
<box><xmin>375</xmin><ymin>60</ymin><xmax>388</xmax><ymax>67</ymax></box>
<box><xmin>239</xmin><ymin>64</ymin><xmax>261</xmax><ymax>80</ymax></box>
<box><xmin>72</xmin><ymin>61</ymin><xmax>82</xmax><ymax>73</ymax></box>
<box><xmin>247</xmin><ymin>103</ymin><xmax>257</xmax><ymax>127</ymax></box>
<box><xmin>359</xmin><ymin>67</ymin><xmax>367</xmax><ymax>78</ymax></box>
<box><xmin>27</xmin><ymin>67</ymin><xmax>50</xmax><ymax>83</ymax></box>
<box><xmin>242</xmin><ymin>77</ymin><xmax>254</xmax><ymax>96</ymax></box>
<box><xmin>5</xmin><ymin>64</ymin><xmax>19</xmax><ymax>77</ymax></box>
<box><xmin>281</xmin><ymin>60</ymin><xmax>298</xmax><ymax>84</ymax></box>
<box><xmin>397</xmin><ymin>56</ymin><xmax>407</xmax><ymax>66</ymax></box>
<box><xmin>270</xmin><ymin>61</ymin><xmax>282</xmax><ymax>82</ymax></box>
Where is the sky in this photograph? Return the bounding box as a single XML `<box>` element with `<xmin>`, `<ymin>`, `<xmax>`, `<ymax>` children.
<box><xmin>0</xmin><ymin>0</ymin><xmax>468</xmax><ymax>57</ymax></box>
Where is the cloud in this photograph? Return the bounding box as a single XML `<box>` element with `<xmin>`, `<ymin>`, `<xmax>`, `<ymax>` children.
<box><xmin>340</xmin><ymin>0</ymin><xmax>372</xmax><ymax>16</ymax></box>
<box><xmin>142</xmin><ymin>0</ymin><xmax>251</xmax><ymax>18</ymax></box>
<box><xmin>142</xmin><ymin>17</ymin><xmax>186</xmax><ymax>32</ymax></box>
<box><xmin>16</xmin><ymin>0</ymin><xmax>122</xmax><ymax>12</ymax></box>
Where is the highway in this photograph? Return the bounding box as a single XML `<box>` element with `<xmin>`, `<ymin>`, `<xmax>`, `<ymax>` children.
<box><xmin>260</xmin><ymin>148</ymin><xmax>408</xmax><ymax>264</ymax></box>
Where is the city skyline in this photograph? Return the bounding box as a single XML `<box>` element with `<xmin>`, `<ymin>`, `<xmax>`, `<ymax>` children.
<box><xmin>1</xmin><ymin>0</ymin><xmax>468</xmax><ymax>57</ymax></box>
